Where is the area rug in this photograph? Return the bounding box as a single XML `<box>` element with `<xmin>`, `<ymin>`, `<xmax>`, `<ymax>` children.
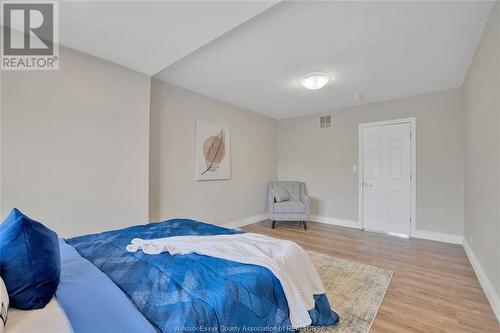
<box><xmin>305</xmin><ymin>251</ymin><xmax>393</xmax><ymax>333</ymax></box>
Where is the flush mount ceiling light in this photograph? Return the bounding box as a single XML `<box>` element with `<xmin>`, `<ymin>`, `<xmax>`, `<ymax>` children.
<box><xmin>299</xmin><ymin>72</ymin><xmax>330</xmax><ymax>90</ymax></box>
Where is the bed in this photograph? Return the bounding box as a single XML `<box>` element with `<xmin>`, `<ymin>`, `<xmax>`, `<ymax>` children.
<box><xmin>5</xmin><ymin>219</ymin><xmax>339</xmax><ymax>333</ymax></box>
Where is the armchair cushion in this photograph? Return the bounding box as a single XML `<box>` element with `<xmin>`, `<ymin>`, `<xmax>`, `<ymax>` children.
<box><xmin>272</xmin><ymin>188</ymin><xmax>290</xmax><ymax>203</ymax></box>
<box><xmin>273</xmin><ymin>201</ymin><xmax>306</xmax><ymax>214</ymax></box>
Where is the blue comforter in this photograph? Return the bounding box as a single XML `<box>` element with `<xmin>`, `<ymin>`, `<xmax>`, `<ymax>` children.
<box><xmin>57</xmin><ymin>239</ymin><xmax>157</xmax><ymax>333</ymax></box>
<box><xmin>65</xmin><ymin>219</ymin><xmax>339</xmax><ymax>332</ymax></box>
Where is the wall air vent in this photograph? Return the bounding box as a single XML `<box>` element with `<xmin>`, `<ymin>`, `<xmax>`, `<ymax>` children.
<box><xmin>319</xmin><ymin>115</ymin><xmax>332</xmax><ymax>129</ymax></box>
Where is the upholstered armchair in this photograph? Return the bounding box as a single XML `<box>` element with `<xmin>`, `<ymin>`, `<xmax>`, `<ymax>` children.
<box><xmin>268</xmin><ymin>181</ymin><xmax>310</xmax><ymax>230</ymax></box>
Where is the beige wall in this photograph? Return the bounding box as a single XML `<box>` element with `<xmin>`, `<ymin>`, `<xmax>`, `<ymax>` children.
<box><xmin>149</xmin><ymin>79</ymin><xmax>277</xmax><ymax>225</ymax></box>
<box><xmin>463</xmin><ymin>2</ymin><xmax>500</xmax><ymax>298</ymax></box>
<box><xmin>1</xmin><ymin>46</ymin><xmax>151</xmax><ymax>237</ymax></box>
<box><xmin>0</xmin><ymin>69</ymin><xmax>3</xmax><ymax>221</ymax></box>
<box><xmin>278</xmin><ymin>88</ymin><xmax>464</xmax><ymax>236</ymax></box>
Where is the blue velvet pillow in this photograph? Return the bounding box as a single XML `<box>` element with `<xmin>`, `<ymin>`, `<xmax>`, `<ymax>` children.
<box><xmin>0</xmin><ymin>208</ymin><xmax>60</xmax><ymax>309</ymax></box>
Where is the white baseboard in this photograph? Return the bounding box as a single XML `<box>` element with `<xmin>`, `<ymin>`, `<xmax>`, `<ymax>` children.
<box><xmin>222</xmin><ymin>213</ymin><xmax>270</xmax><ymax>229</ymax></box>
<box><xmin>310</xmin><ymin>215</ymin><xmax>463</xmax><ymax>245</ymax></box>
<box><xmin>412</xmin><ymin>229</ymin><xmax>463</xmax><ymax>245</ymax></box>
<box><xmin>310</xmin><ymin>215</ymin><xmax>362</xmax><ymax>229</ymax></box>
<box><xmin>223</xmin><ymin>214</ymin><xmax>463</xmax><ymax>246</ymax></box>
<box><xmin>225</xmin><ymin>214</ymin><xmax>362</xmax><ymax>230</ymax></box>
<box><xmin>463</xmin><ymin>239</ymin><xmax>500</xmax><ymax>323</ymax></box>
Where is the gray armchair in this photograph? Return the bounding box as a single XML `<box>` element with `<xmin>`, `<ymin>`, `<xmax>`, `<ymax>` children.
<box><xmin>268</xmin><ymin>181</ymin><xmax>310</xmax><ymax>230</ymax></box>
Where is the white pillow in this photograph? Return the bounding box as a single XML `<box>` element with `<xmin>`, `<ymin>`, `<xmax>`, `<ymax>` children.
<box><xmin>0</xmin><ymin>277</ymin><xmax>9</xmax><ymax>333</ymax></box>
<box><xmin>4</xmin><ymin>298</ymin><xmax>72</xmax><ymax>333</ymax></box>
<box><xmin>273</xmin><ymin>188</ymin><xmax>290</xmax><ymax>203</ymax></box>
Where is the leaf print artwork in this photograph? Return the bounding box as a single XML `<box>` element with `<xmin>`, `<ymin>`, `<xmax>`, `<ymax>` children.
<box><xmin>201</xmin><ymin>130</ymin><xmax>226</xmax><ymax>175</ymax></box>
<box><xmin>196</xmin><ymin>120</ymin><xmax>230</xmax><ymax>180</ymax></box>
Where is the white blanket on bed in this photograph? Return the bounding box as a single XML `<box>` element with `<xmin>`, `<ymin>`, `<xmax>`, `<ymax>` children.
<box><xmin>126</xmin><ymin>232</ymin><xmax>325</xmax><ymax>329</ymax></box>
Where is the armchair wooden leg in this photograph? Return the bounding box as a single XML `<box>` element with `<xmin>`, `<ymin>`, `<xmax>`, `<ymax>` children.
<box><xmin>302</xmin><ymin>221</ymin><xmax>308</xmax><ymax>230</ymax></box>
<box><xmin>272</xmin><ymin>220</ymin><xmax>276</xmax><ymax>229</ymax></box>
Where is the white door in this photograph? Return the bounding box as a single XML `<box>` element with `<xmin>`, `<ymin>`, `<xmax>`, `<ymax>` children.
<box><xmin>362</xmin><ymin>122</ymin><xmax>411</xmax><ymax>235</ymax></box>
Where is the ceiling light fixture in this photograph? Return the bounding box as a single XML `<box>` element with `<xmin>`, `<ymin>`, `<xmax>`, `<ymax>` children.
<box><xmin>299</xmin><ymin>72</ymin><xmax>330</xmax><ymax>90</ymax></box>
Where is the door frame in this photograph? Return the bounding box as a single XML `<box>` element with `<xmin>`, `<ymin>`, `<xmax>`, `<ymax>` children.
<box><xmin>358</xmin><ymin>117</ymin><xmax>416</xmax><ymax>237</ymax></box>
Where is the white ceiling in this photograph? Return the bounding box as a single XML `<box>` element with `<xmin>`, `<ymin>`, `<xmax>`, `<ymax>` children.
<box><xmin>4</xmin><ymin>1</ymin><xmax>493</xmax><ymax>118</ymax></box>
<box><xmin>57</xmin><ymin>1</ymin><xmax>278</xmax><ymax>75</ymax></box>
<box><xmin>155</xmin><ymin>1</ymin><xmax>494</xmax><ymax>119</ymax></box>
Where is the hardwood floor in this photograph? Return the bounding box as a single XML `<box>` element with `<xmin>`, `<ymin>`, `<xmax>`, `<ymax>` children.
<box><xmin>243</xmin><ymin>220</ymin><xmax>500</xmax><ymax>333</ymax></box>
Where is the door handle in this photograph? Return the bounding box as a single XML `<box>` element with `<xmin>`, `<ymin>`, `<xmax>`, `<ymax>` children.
<box><xmin>363</xmin><ymin>182</ymin><xmax>374</xmax><ymax>188</ymax></box>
